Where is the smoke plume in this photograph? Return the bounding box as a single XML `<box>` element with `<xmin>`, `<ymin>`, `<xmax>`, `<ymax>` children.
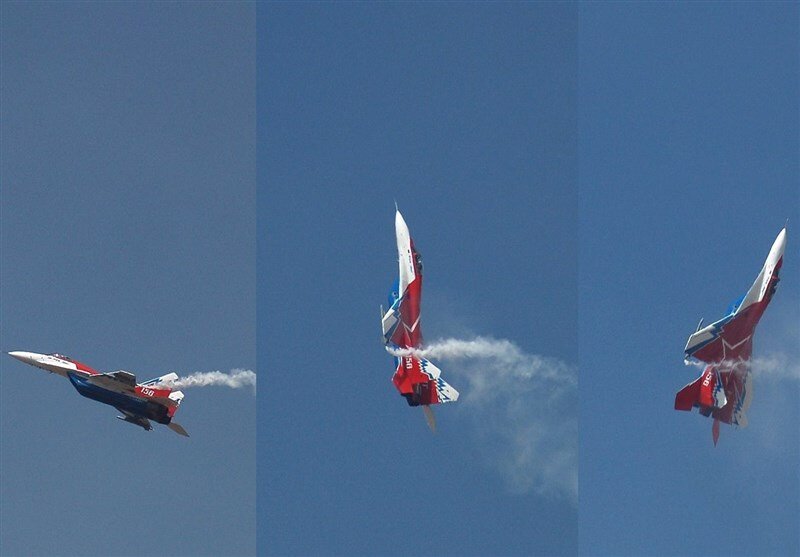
<box><xmin>751</xmin><ymin>354</ymin><xmax>800</xmax><ymax>381</ymax></box>
<box><xmin>393</xmin><ymin>336</ymin><xmax>577</xmax><ymax>503</ymax></box>
<box><xmin>684</xmin><ymin>354</ymin><xmax>800</xmax><ymax>381</ymax></box>
<box><xmin>164</xmin><ymin>369</ymin><xmax>257</xmax><ymax>392</ymax></box>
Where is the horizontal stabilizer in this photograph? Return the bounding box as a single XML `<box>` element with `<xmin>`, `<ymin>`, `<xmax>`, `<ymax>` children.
<box><xmin>168</xmin><ymin>422</ymin><xmax>189</xmax><ymax>437</ymax></box>
<box><xmin>434</xmin><ymin>375</ymin><xmax>459</xmax><ymax>404</ymax></box>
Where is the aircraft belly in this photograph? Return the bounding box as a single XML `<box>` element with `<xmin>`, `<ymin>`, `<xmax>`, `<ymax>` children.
<box><xmin>67</xmin><ymin>373</ymin><xmax>169</xmax><ymax>424</ymax></box>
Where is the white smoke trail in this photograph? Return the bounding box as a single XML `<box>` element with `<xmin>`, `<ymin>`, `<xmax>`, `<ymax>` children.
<box><xmin>390</xmin><ymin>337</ymin><xmax>576</xmax><ymax>387</ymax></box>
<box><xmin>683</xmin><ymin>355</ymin><xmax>800</xmax><ymax>381</ymax></box>
<box><xmin>394</xmin><ymin>336</ymin><xmax>577</xmax><ymax>503</ymax></box>
<box><xmin>162</xmin><ymin>369</ymin><xmax>257</xmax><ymax>393</ymax></box>
<box><xmin>751</xmin><ymin>354</ymin><xmax>800</xmax><ymax>381</ymax></box>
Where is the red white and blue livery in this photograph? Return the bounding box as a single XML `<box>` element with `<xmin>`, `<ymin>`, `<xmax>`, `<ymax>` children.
<box><xmin>675</xmin><ymin>226</ymin><xmax>786</xmax><ymax>445</ymax></box>
<box><xmin>7</xmin><ymin>351</ymin><xmax>189</xmax><ymax>436</ymax></box>
<box><xmin>381</xmin><ymin>209</ymin><xmax>459</xmax><ymax>430</ymax></box>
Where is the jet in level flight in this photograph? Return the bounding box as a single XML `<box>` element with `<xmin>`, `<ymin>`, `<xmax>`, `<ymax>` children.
<box><xmin>8</xmin><ymin>351</ymin><xmax>189</xmax><ymax>436</ymax></box>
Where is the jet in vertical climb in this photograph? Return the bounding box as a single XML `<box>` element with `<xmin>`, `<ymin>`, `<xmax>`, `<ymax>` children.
<box><xmin>675</xmin><ymin>226</ymin><xmax>786</xmax><ymax>445</ymax></box>
<box><xmin>381</xmin><ymin>208</ymin><xmax>459</xmax><ymax>431</ymax></box>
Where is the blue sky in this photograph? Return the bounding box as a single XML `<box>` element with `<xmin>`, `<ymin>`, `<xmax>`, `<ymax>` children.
<box><xmin>259</xmin><ymin>3</ymin><xmax>577</xmax><ymax>556</ymax></box>
<box><xmin>1</xmin><ymin>4</ymin><xmax>255</xmax><ymax>556</ymax></box>
<box><xmin>3</xmin><ymin>3</ymin><xmax>798</xmax><ymax>557</ymax></box>
<box><xmin>579</xmin><ymin>4</ymin><xmax>798</xmax><ymax>556</ymax></box>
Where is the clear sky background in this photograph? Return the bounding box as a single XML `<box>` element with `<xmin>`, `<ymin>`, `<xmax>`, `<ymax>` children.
<box><xmin>1</xmin><ymin>4</ymin><xmax>255</xmax><ymax>556</ymax></box>
<box><xmin>3</xmin><ymin>3</ymin><xmax>798</xmax><ymax>557</ymax></box>
<box><xmin>259</xmin><ymin>3</ymin><xmax>577</xmax><ymax>556</ymax></box>
<box><xmin>579</xmin><ymin>4</ymin><xmax>799</xmax><ymax>557</ymax></box>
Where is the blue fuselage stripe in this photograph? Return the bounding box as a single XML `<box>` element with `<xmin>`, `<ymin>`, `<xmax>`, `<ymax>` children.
<box><xmin>67</xmin><ymin>373</ymin><xmax>166</xmax><ymax>423</ymax></box>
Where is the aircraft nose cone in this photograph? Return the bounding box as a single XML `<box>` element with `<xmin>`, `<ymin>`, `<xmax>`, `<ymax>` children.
<box><xmin>8</xmin><ymin>351</ymin><xmax>38</xmax><ymax>365</ymax></box>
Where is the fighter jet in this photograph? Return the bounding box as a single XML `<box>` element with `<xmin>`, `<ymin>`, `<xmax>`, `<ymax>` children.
<box><xmin>7</xmin><ymin>351</ymin><xmax>189</xmax><ymax>436</ymax></box>
<box><xmin>675</xmin><ymin>226</ymin><xmax>787</xmax><ymax>445</ymax></box>
<box><xmin>381</xmin><ymin>208</ymin><xmax>459</xmax><ymax>431</ymax></box>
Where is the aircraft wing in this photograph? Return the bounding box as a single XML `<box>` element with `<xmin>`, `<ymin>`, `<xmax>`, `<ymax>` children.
<box><xmin>382</xmin><ymin>291</ymin><xmax>423</xmax><ymax>348</ymax></box>
<box><xmin>84</xmin><ymin>372</ymin><xmax>137</xmax><ymax>394</ymax></box>
<box><xmin>108</xmin><ymin>370</ymin><xmax>137</xmax><ymax>386</ymax></box>
<box><xmin>684</xmin><ymin>311</ymin><xmax>755</xmax><ymax>364</ymax></box>
<box><xmin>685</xmin><ymin>227</ymin><xmax>785</xmax><ymax>365</ymax></box>
<box><xmin>381</xmin><ymin>300</ymin><xmax>400</xmax><ymax>345</ymax></box>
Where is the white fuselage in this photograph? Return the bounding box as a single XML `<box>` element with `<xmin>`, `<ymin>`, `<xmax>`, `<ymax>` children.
<box><xmin>7</xmin><ymin>351</ymin><xmax>82</xmax><ymax>377</ymax></box>
<box><xmin>395</xmin><ymin>210</ymin><xmax>416</xmax><ymax>296</ymax></box>
<box><xmin>739</xmin><ymin>227</ymin><xmax>786</xmax><ymax>312</ymax></box>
